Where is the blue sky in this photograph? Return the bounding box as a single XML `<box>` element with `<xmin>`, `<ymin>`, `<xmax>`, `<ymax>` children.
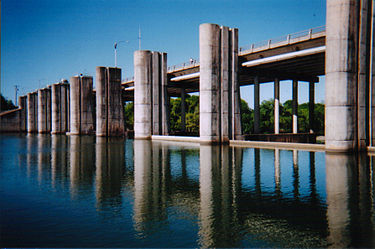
<box><xmin>1</xmin><ymin>0</ymin><xmax>326</xmax><ymax>108</ymax></box>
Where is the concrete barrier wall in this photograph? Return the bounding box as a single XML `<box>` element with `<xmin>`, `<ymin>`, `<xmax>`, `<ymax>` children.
<box><xmin>0</xmin><ymin>109</ymin><xmax>21</xmax><ymax>132</ymax></box>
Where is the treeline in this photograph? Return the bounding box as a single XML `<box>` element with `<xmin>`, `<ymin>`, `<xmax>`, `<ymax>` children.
<box><xmin>124</xmin><ymin>95</ymin><xmax>325</xmax><ymax>135</ymax></box>
<box><xmin>0</xmin><ymin>94</ymin><xmax>17</xmax><ymax>112</ymax></box>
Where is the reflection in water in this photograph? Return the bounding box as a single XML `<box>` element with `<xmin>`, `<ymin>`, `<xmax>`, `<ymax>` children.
<box><xmin>326</xmin><ymin>153</ymin><xmax>375</xmax><ymax>248</ymax></box>
<box><xmin>198</xmin><ymin>145</ymin><xmax>243</xmax><ymax>248</ymax></box>
<box><xmin>95</xmin><ymin>137</ymin><xmax>125</xmax><ymax>211</ymax></box>
<box><xmin>133</xmin><ymin>140</ymin><xmax>169</xmax><ymax>235</ymax></box>
<box><xmin>4</xmin><ymin>134</ymin><xmax>375</xmax><ymax>248</ymax></box>
<box><xmin>51</xmin><ymin>135</ymin><xmax>69</xmax><ymax>188</ymax></box>
<box><xmin>37</xmin><ymin>134</ymin><xmax>51</xmax><ymax>183</ymax></box>
<box><xmin>69</xmin><ymin>136</ymin><xmax>95</xmax><ymax>198</ymax></box>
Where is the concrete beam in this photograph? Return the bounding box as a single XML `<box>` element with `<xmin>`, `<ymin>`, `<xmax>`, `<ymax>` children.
<box><xmin>242</xmin><ymin>46</ymin><xmax>326</xmax><ymax>67</ymax></box>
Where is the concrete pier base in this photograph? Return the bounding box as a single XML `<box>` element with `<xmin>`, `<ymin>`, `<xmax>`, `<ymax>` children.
<box><xmin>19</xmin><ymin>95</ymin><xmax>27</xmax><ymax>132</ymax></box>
<box><xmin>325</xmin><ymin>0</ymin><xmax>373</xmax><ymax>152</ymax></box>
<box><xmin>27</xmin><ymin>91</ymin><xmax>38</xmax><ymax>133</ymax></box>
<box><xmin>69</xmin><ymin>75</ymin><xmax>95</xmax><ymax>135</ymax></box>
<box><xmin>96</xmin><ymin>67</ymin><xmax>125</xmax><ymax>137</ymax></box>
<box><xmin>38</xmin><ymin>88</ymin><xmax>51</xmax><ymax>133</ymax></box>
<box><xmin>199</xmin><ymin>23</ymin><xmax>242</xmax><ymax>144</ymax></box>
<box><xmin>51</xmin><ymin>80</ymin><xmax>70</xmax><ymax>134</ymax></box>
<box><xmin>134</xmin><ymin>50</ymin><xmax>169</xmax><ymax>139</ymax></box>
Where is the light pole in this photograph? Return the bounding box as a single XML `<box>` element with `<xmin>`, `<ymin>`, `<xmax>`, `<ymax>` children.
<box><xmin>114</xmin><ymin>40</ymin><xmax>128</xmax><ymax>68</ymax></box>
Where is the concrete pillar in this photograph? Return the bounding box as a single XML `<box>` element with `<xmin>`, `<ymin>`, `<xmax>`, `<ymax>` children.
<box><xmin>38</xmin><ymin>88</ymin><xmax>51</xmax><ymax>133</ymax></box>
<box><xmin>51</xmin><ymin>82</ymin><xmax>69</xmax><ymax>134</ymax></box>
<box><xmin>181</xmin><ymin>88</ymin><xmax>186</xmax><ymax>132</ymax></box>
<box><xmin>134</xmin><ymin>50</ymin><xmax>152</xmax><ymax>139</ymax></box>
<box><xmin>200</xmin><ymin>23</ymin><xmax>241</xmax><ymax>143</ymax></box>
<box><xmin>70</xmin><ymin>75</ymin><xmax>95</xmax><ymax>135</ymax></box>
<box><xmin>370</xmin><ymin>1</ymin><xmax>375</xmax><ymax>146</ymax></box>
<box><xmin>19</xmin><ymin>95</ymin><xmax>27</xmax><ymax>132</ymax></box>
<box><xmin>200</xmin><ymin>23</ymin><xmax>221</xmax><ymax>143</ymax></box>
<box><xmin>134</xmin><ymin>50</ymin><xmax>168</xmax><ymax>138</ymax></box>
<box><xmin>160</xmin><ymin>52</ymin><xmax>170</xmax><ymax>136</ymax></box>
<box><xmin>274</xmin><ymin>78</ymin><xmax>280</xmax><ymax>134</ymax></box>
<box><xmin>309</xmin><ymin>81</ymin><xmax>315</xmax><ymax>133</ymax></box>
<box><xmin>27</xmin><ymin>91</ymin><xmax>38</xmax><ymax>133</ymax></box>
<box><xmin>254</xmin><ymin>76</ymin><xmax>260</xmax><ymax>134</ymax></box>
<box><xmin>152</xmin><ymin>52</ymin><xmax>161</xmax><ymax>135</ymax></box>
<box><xmin>231</xmin><ymin>28</ymin><xmax>243</xmax><ymax>141</ymax></box>
<box><xmin>325</xmin><ymin>0</ymin><xmax>373</xmax><ymax>151</ymax></box>
<box><xmin>292</xmin><ymin>79</ymin><xmax>298</xmax><ymax>134</ymax></box>
<box><xmin>96</xmin><ymin>67</ymin><xmax>125</xmax><ymax>137</ymax></box>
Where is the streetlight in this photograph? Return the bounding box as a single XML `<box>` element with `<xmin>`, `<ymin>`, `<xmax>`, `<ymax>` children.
<box><xmin>114</xmin><ymin>40</ymin><xmax>128</xmax><ymax>68</ymax></box>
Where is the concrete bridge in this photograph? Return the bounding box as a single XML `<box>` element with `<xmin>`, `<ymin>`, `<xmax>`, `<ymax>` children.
<box><xmin>1</xmin><ymin>0</ymin><xmax>374</xmax><ymax>152</ymax></box>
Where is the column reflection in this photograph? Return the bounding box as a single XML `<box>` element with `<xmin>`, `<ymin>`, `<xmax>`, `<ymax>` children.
<box><xmin>69</xmin><ymin>136</ymin><xmax>95</xmax><ymax>198</ymax></box>
<box><xmin>198</xmin><ymin>145</ymin><xmax>243</xmax><ymax>248</ymax></box>
<box><xmin>95</xmin><ymin>137</ymin><xmax>125</xmax><ymax>211</ymax></box>
<box><xmin>274</xmin><ymin>148</ymin><xmax>281</xmax><ymax>196</ymax></box>
<box><xmin>51</xmin><ymin>135</ymin><xmax>69</xmax><ymax>188</ymax></box>
<box><xmin>326</xmin><ymin>153</ymin><xmax>357</xmax><ymax>247</ymax></box>
<box><xmin>133</xmin><ymin>140</ymin><xmax>169</xmax><ymax>236</ymax></box>
<box><xmin>37</xmin><ymin>134</ymin><xmax>51</xmax><ymax>184</ymax></box>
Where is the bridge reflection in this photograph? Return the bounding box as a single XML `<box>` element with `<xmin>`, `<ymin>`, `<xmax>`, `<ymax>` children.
<box><xmin>26</xmin><ymin>136</ymin><xmax>375</xmax><ymax>248</ymax></box>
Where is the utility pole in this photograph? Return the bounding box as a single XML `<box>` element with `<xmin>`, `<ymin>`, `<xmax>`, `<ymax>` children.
<box><xmin>14</xmin><ymin>85</ymin><xmax>19</xmax><ymax>106</ymax></box>
<box><xmin>138</xmin><ymin>25</ymin><xmax>141</xmax><ymax>50</ymax></box>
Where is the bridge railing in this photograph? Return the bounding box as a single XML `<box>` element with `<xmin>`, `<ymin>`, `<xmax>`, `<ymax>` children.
<box><xmin>167</xmin><ymin>60</ymin><xmax>200</xmax><ymax>72</ymax></box>
<box><xmin>239</xmin><ymin>25</ymin><xmax>326</xmax><ymax>53</ymax></box>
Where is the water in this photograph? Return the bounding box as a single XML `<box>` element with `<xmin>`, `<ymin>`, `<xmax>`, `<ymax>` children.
<box><xmin>0</xmin><ymin>134</ymin><xmax>374</xmax><ymax>248</ymax></box>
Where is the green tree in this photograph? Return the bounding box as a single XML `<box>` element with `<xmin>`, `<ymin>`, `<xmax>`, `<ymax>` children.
<box><xmin>124</xmin><ymin>102</ymin><xmax>134</xmax><ymax>130</ymax></box>
<box><xmin>0</xmin><ymin>94</ymin><xmax>16</xmax><ymax>112</ymax></box>
<box><xmin>241</xmin><ymin>99</ymin><xmax>253</xmax><ymax>134</ymax></box>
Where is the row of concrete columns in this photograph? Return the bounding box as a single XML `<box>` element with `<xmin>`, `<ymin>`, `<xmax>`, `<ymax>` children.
<box><xmin>253</xmin><ymin>78</ymin><xmax>316</xmax><ymax>134</ymax></box>
<box><xmin>20</xmin><ymin>68</ymin><xmax>124</xmax><ymax>136</ymax></box>
<box><xmin>134</xmin><ymin>50</ymin><xmax>169</xmax><ymax>139</ymax></box>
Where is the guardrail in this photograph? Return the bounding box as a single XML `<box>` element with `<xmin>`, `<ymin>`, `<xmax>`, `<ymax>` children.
<box><xmin>124</xmin><ymin>26</ymin><xmax>325</xmax><ymax>82</ymax></box>
<box><xmin>167</xmin><ymin>60</ymin><xmax>199</xmax><ymax>72</ymax></box>
<box><xmin>239</xmin><ymin>25</ymin><xmax>325</xmax><ymax>53</ymax></box>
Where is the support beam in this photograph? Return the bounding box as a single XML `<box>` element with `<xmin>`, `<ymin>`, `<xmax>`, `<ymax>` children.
<box><xmin>309</xmin><ymin>81</ymin><xmax>315</xmax><ymax>133</ymax></box>
<box><xmin>274</xmin><ymin>78</ymin><xmax>280</xmax><ymax>134</ymax></box>
<box><xmin>292</xmin><ymin>79</ymin><xmax>298</xmax><ymax>134</ymax></box>
<box><xmin>254</xmin><ymin>76</ymin><xmax>260</xmax><ymax>134</ymax></box>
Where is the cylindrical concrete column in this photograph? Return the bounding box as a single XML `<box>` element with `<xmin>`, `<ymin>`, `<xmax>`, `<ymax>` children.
<box><xmin>254</xmin><ymin>76</ymin><xmax>260</xmax><ymax>134</ymax></box>
<box><xmin>80</xmin><ymin>76</ymin><xmax>95</xmax><ymax>135</ymax></box>
<box><xmin>107</xmin><ymin>67</ymin><xmax>124</xmax><ymax>136</ymax></box>
<box><xmin>292</xmin><ymin>79</ymin><xmax>298</xmax><ymax>134</ymax></box>
<box><xmin>309</xmin><ymin>81</ymin><xmax>315</xmax><ymax>133</ymax></box>
<box><xmin>96</xmin><ymin>67</ymin><xmax>107</xmax><ymax>136</ymax></box>
<box><xmin>19</xmin><ymin>95</ymin><xmax>27</xmax><ymax>132</ymax></box>
<box><xmin>38</xmin><ymin>88</ymin><xmax>47</xmax><ymax>133</ymax></box>
<box><xmin>200</xmin><ymin>23</ymin><xmax>221</xmax><ymax>143</ymax></box>
<box><xmin>70</xmin><ymin>76</ymin><xmax>81</xmax><ymax>135</ymax></box>
<box><xmin>161</xmin><ymin>52</ymin><xmax>170</xmax><ymax>136</ymax></box>
<box><xmin>274</xmin><ymin>78</ymin><xmax>280</xmax><ymax>134</ymax></box>
<box><xmin>134</xmin><ymin>50</ymin><xmax>152</xmax><ymax>139</ymax></box>
<box><xmin>325</xmin><ymin>0</ymin><xmax>359</xmax><ymax>151</ymax></box>
<box><xmin>152</xmin><ymin>52</ymin><xmax>161</xmax><ymax>135</ymax></box>
<box><xmin>27</xmin><ymin>91</ymin><xmax>38</xmax><ymax>133</ymax></box>
<box><xmin>51</xmin><ymin>84</ymin><xmax>61</xmax><ymax>134</ymax></box>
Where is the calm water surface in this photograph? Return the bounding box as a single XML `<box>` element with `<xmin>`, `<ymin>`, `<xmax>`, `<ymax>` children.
<box><xmin>0</xmin><ymin>134</ymin><xmax>374</xmax><ymax>248</ymax></box>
